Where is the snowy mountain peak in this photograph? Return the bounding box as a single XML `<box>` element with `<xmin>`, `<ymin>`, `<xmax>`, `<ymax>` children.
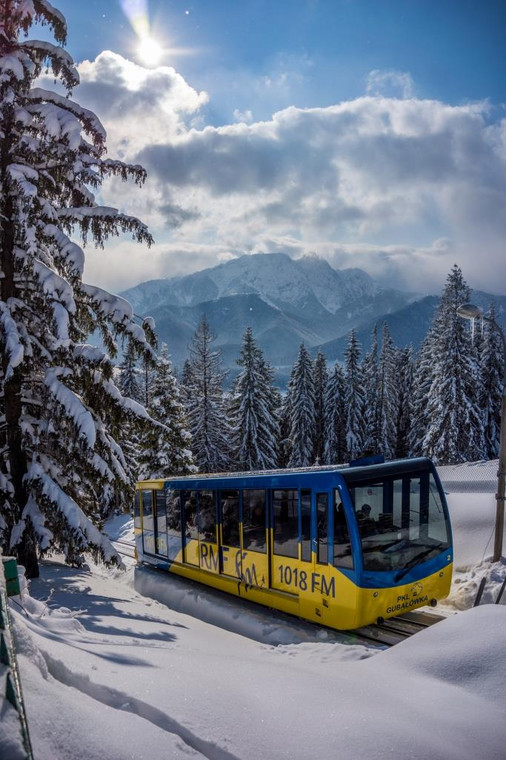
<box><xmin>122</xmin><ymin>252</ymin><xmax>383</xmax><ymax>316</ymax></box>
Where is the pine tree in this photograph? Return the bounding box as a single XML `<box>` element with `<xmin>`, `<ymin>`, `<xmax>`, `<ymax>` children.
<box><xmin>344</xmin><ymin>330</ymin><xmax>366</xmax><ymax>460</ymax></box>
<box><xmin>287</xmin><ymin>344</ymin><xmax>316</xmax><ymax>467</ymax></box>
<box><xmin>422</xmin><ymin>265</ymin><xmax>484</xmax><ymax>464</ymax></box>
<box><xmin>478</xmin><ymin>303</ymin><xmax>503</xmax><ymax>459</ymax></box>
<box><xmin>277</xmin><ymin>388</ymin><xmax>292</xmax><ymax>469</ymax></box>
<box><xmin>138</xmin><ymin>344</ymin><xmax>194</xmax><ymax>478</ymax></box>
<box><xmin>312</xmin><ymin>351</ymin><xmax>328</xmax><ymax>465</ymax></box>
<box><xmin>229</xmin><ymin>327</ymin><xmax>279</xmax><ymax>470</ymax></box>
<box><xmin>376</xmin><ymin>323</ymin><xmax>398</xmax><ymax>459</ymax></box>
<box><xmin>0</xmin><ymin>3</ymin><xmax>157</xmax><ymax>576</ymax></box>
<box><xmin>323</xmin><ymin>362</ymin><xmax>347</xmax><ymax>464</ymax></box>
<box><xmin>409</xmin><ymin>331</ymin><xmax>435</xmax><ymax>457</ymax></box>
<box><xmin>118</xmin><ymin>343</ymin><xmax>142</xmax><ymax>403</ymax></box>
<box><xmin>183</xmin><ymin>315</ymin><xmax>232</xmax><ymax>472</ymax></box>
<box><xmin>362</xmin><ymin>324</ymin><xmax>380</xmax><ymax>454</ymax></box>
<box><xmin>115</xmin><ymin>344</ymin><xmax>146</xmax><ymax>505</ymax></box>
<box><xmin>394</xmin><ymin>346</ymin><xmax>414</xmax><ymax>459</ymax></box>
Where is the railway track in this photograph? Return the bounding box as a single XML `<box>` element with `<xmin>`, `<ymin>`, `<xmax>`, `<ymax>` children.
<box><xmin>112</xmin><ymin>538</ymin><xmax>136</xmax><ymax>558</ymax></box>
<box><xmin>353</xmin><ymin>609</ymin><xmax>446</xmax><ymax>647</ymax></box>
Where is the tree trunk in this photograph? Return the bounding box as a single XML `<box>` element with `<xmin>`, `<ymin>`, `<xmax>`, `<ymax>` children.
<box><xmin>15</xmin><ymin>518</ymin><xmax>39</xmax><ymax>579</ymax></box>
<box><xmin>1</xmin><ymin>113</ymin><xmax>38</xmax><ymax>578</ymax></box>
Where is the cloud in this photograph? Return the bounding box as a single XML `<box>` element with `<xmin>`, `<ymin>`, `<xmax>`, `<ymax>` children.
<box><xmin>366</xmin><ymin>69</ymin><xmax>416</xmax><ymax>99</ymax></box>
<box><xmin>74</xmin><ymin>51</ymin><xmax>208</xmax><ymax>156</ymax></box>
<box><xmin>233</xmin><ymin>108</ymin><xmax>254</xmax><ymax>124</ymax></box>
<box><xmin>57</xmin><ymin>53</ymin><xmax>506</xmax><ymax>296</ymax></box>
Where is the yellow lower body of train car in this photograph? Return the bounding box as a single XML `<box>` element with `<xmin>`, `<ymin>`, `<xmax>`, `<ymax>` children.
<box><xmin>136</xmin><ymin>531</ymin><xmax>452</xmax><ymax>630</ymax></box>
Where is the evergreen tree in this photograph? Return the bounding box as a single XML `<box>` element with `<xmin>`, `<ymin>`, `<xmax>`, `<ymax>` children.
<box><xmin>312</xmin><ymin>351</ymin><xmax>328</xmax><ymax>464</ymax></box>
<box><xmin>183</xmin><ymin>315</ymin><xmax>232</xmax><ymax>472</ymax></box>
<box><xmin>422</xmin><ymin>265</ymin><xmax>484</xmax><ymax>464</ymax></box>
<box><xmin>376</xmin><ymin>323</ymin><xmax>398</xmax><ymax>458</ymax></box>
<box><xmin>229</xmin><ymin>327</ymin><xmax>279</xmax><ymax>470</ymax></box>
<box><xmin>287</xmin><ymin>344</ymin><xmax>316</xmax><ymax>467</ymax></box>
<box><xmin>362</xmin><ymin>324</ymin><xmax>380</xmax><ymax>454</ymax></box>
<box><xmin>394</xmin><ymin>346</ymin><xmax>414</xmax><ymax>459</ymax></box>
<box><xmin>409</xmin><ymin>331</ymin><xmax>435</xmax><ymax>457</ymax></box>
<box><xmin>116</xmin><ymin>344</ymin><xmax>145</xmax><ymax>501</ymax></box>
<box><xmin>0</xmin><ymin>3</ymin><xmax>156</xmax><ymax>576</ymax></box>
<box><xmin>118</xmin><ymin>343</ymin><xmax>143</xmax><ymax>402</ymax></box>
<box><xmin>277</xmin><ymin>388</ymin><xmax>292</xmax><ymax>469</ymax></box>
<box><xmin>478</xmin><ymin>303</ymin><xmax>503</xmax><ymax>459</ymax></box>
<box><xmin>344</xmin><ymin>330</ymin><xmax>366</xmax><ymax>460</ymax></box>
<box><xmin>138</xmin><ymin>344</ymin><xmax>194</xmax><ymax>478</ymax></box>
<box><xmin>323</xmin><ymin>362</ymin><xmax>347</xmax><ymax>464</ymax></box>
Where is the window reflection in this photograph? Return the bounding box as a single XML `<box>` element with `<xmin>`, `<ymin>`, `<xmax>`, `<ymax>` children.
<box><xmin>199</xmin><ymin>490</ymin><xmax>217</xmax><ymax>542</ymax></box>
<box><xmin>243</xmin><ymin>489</ymin><xmax>266</xmax><ymax>552</ymax></box>
<box><xmin>350</xmin><ymin>475</ymin><xmax>450</xmax><ymax>571</ymax></box>
<box><xmin>221</xmin><ymin>490</ymin><xmax>240</xmax><ymax>548</ymax></box>
<box><xmin>333</xmin><ymin>492</ymin><xmax>353</xmax><ymax>569</ymax></box>
<box><xmin>272</xmin><ymin>489</ymin><xmax>298</xmax><ymax>558</ymax></box>
<box><xmin>316</xmin><ymin>493</ymin><xmax>328</xmax><ymax>564</ymax></box>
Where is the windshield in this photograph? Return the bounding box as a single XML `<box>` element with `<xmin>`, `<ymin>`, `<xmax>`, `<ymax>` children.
<box><xmin>347</xmin><ymin>472</ymin><xmax>450</xmax><ymax>572</ymax></box>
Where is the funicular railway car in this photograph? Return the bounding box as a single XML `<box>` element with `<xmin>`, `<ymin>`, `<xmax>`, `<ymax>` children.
<box><xmin>135</xmin><ymin>457</ymin><xmax>453</xmax><ymax>630</ymax></box>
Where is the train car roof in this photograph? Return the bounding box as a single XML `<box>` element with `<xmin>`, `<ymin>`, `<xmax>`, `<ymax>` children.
<box><xmin>136</xmin><ymin>457</ymin><xmax>436</xmax><ymax>489</ymax></box>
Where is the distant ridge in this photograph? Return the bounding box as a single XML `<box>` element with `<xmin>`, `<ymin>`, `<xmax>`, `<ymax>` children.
<box><xmin>121</xmin><ymin>254</ymin><xmax>506</xmax><ymax>385</ymax></box>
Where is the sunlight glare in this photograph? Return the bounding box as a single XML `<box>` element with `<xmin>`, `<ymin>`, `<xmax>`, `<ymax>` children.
<box><xmin>137</xmin><ymin>35</ymin><xmax>163</xmax><ymax>67</ymax></box>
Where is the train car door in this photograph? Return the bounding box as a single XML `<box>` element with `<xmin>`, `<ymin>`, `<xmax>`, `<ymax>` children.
<box><xmin>154</xmin><ymin>490</ymin><xmax>169</xmax><ymax>557</ymax></box>
<box><xmin>270</xmin><ymin>488</ymin><xmax>303</xmax><ymax>594</ymax></box>
<box><xmin>165</xmin><ymin>488</ymin><xmax>183</xmax><ymax>562</ymax></box>
<box><xmin>315</xmin><ymin>492</ymin><xmax>329</xmax><ymax>566</ymax></box>
<box><xmin>240</xmin><ymin>489</ymin><xmax>269</xmax><ymax>588</ymax></box>
<box><xmin>141</xmin><ymin>489</ymin><xmax>156</xmax><ymax>555</ymax></box>
<box><xmin>219</xmin><ymin>490</ymin><xmax>242</xmax><ymax>579</ymax></box>
<box><xmin>182</xmin><ymin>489</ymin><xmax>199</xmax><ymax>566</ymax></box>
<box><xmin>198</xmin><ymin>490</ymin><xmax>220</xmax><ymax>575</ymax></box>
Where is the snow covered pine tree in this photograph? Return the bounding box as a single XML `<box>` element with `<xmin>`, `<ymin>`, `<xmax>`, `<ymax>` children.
<box><xmin>183</xmin><ymin>315</ymin><xmax>232</xmax><ymax>472</ymax></box>
<box><xmin>229</xmin><ymin>327</ymin><xmax>279</xmax><ymax>471</ymax></box>
<box><xmin>0</xmin><ymin>2</ymin><xmax>157</xmax><ymax>576</ymax></box>
<box><xmin>286</xmin><ymin>343</ymin><xmax>316</xmax><ymax>468</ymax></box>
<box><xmin>138</xmin><ymin>343</ymin><xmax>194</xmax><ymax>479</ymax></box>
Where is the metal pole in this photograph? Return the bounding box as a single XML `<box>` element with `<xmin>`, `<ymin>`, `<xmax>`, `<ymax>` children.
<box><xmin>487</xmin><ymin>317</ymin><xmax>506</xmax><ymax>563</ymax></box>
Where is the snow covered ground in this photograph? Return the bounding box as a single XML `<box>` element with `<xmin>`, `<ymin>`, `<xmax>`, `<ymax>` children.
<box><xmin>3</xmin><ymin>463</ymin><xmax>506</xmax><ymax>760</ymax></box>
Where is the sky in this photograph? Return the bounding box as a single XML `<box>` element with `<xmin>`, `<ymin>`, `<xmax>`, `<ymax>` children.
<box><xmin>3</xmin><ymin>462</ymin><xmax>506</xmax><ymax>759</ymax></box>
<box><xmin>34</xmin><ymin>0</ymin><xmax>506</xmax><ymax>295</ymax></box>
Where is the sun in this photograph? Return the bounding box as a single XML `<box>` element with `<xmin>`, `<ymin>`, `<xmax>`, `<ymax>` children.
<box><xmin>137</xmin><ymin>35</ymin><xmax>164</xmax><ymax>67</ymax></box>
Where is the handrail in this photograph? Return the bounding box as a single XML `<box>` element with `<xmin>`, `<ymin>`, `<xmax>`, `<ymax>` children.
<box><xmin>0</xmin><ymin>552</ymin><xmax>34</xmax><ymax>760</ymax></box>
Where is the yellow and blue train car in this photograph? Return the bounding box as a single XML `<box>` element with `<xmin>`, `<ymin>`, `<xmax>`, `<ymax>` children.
<box><xmin>134</xmin><ymin>457</ymin><xmax>453</xmax><ymax>630</ymax></box>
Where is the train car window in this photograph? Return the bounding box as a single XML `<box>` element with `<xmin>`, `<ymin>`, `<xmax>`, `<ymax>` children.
<box><xmin>221</xmin><ymin>490</ymin><xmax>240</xmax><ymax>548</ymax></box>
<box><xmin>199</xmin><ymin>490</ymin><xmax>217</xmax><ymax>542</ymax></box>
<box><xmin>182</xmin><ymin>490</ymin><xmax>198</xmax><ymax>540</ymax></box>
<box><xmin>333</xmin><ymin>493</ymin><xmax>353</xmax><ymax>569</ymax></box>
<box><xmin>301</xmin><ymin>489</ymin><xmax>311</xmax><ymax>562</ymax></box>
<box><xmin>142</xmin><ymin>490</ymin><xmax>154</xmax><ymax>532</ymax></box>
<box><xmin>351</xmin><ymin>474</ymin><xmax>450</xmax><ymax>571</ymax></box>
<box><xmin>155</xmin><ymin>491</ymin><xmax>168</xmax><ymax>556</ymax></box>
<box><xmin>409</xmin><ymin>478</ymin><xmax>421</xmax><ymax>539</ymax></box>
<box><xmin>427</xmin><ymin>475</ymin><xmax>450</xmax><ymax>545</ymax></box>
<box><xmin>242</xmin><ymin>489</ymin><xmax>267</xmax><ymax>552</ymax></box>
<box><xmin>134</xmin><ymin>491</ymin><xmax>141</xmax><ymax>531</ymax></box>
<box><xmin>166</xmin><ymin>489</ymin><xmax>183</xmax><ymax>560</ymax></box>
<box><xmin>316</xmin><ymin>493</ymin><xmax>328</xmax><ymax>564</ymax></box>
<box><xmin>272</xmin><ymin>489</ymin><xmax>298</xmax><ymax>559</ymax></box>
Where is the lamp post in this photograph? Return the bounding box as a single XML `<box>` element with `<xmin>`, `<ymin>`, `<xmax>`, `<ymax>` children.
<box><xmin>457</xmin><ymin>303</ymin><xmax>506</xmax><ymax>563</ymax></box>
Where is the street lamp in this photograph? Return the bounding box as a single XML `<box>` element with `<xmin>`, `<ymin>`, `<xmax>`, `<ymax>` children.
<box><xmin>457</xmin><ymin>302</ymin><xmax>506</xmax><ymax>563</ymax></box>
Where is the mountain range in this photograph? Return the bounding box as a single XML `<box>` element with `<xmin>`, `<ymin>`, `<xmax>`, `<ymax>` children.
<box><xmin>121</xmin><ymin>253</ymin><xmax>506</xmax><ymax>386</ymax></box>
